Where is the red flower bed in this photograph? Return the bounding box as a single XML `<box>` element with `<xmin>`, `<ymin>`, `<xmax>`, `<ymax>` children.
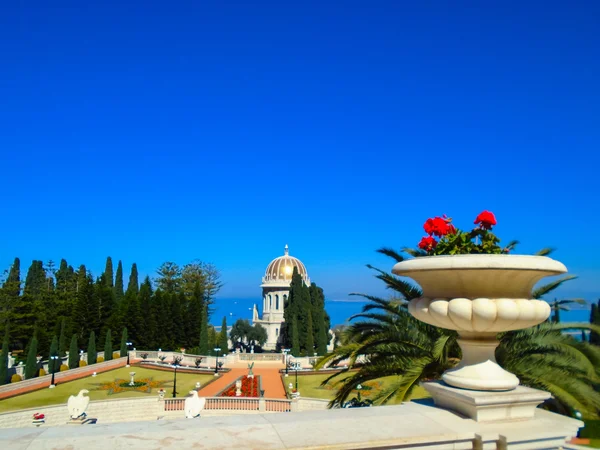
<box><xmin>220</xmin><ymin>376</ymin><xmax>260</xmax><ymax>397</ymax></box>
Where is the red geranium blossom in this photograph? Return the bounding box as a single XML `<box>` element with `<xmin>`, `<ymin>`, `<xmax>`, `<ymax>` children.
<box><xmin>418</xmin><ymin>236</ymin><xmax>437</xmax><ymax>252</ymax></box>
<box><xmin>474</xmin><ymin>211</ymin><xmax>497</xmax><ymax>230</ymax></box>
<box><xmin>423</xmin><ymin>216</ymin><xmax>455</xmax><ymax>237</ymax></box>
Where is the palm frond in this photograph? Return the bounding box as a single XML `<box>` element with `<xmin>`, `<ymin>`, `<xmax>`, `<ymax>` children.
<box><xmin>536</xmin><ymin>247</ymin><xmax>555</xmax><ymax>256</ymax></box>
<box><xmin>532</xmin><ymin>275</ymin><xmax>578</xmax><ymax>299</ymax></box>
<box><xmin>375</xmin><ymin>247</ymin><xmax>406</xmax><ymax>263</ymax></box>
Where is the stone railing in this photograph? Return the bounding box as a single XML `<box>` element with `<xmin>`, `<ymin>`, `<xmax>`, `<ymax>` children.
<box><xmin>238</xmin><ymin>353</ymin><xmax>284</xmax><ymax>362</ymax></box>
<box><xmin>158</xmin><ymin>397</ymin><xmax>290</xmax><ymax>413</ymax></box>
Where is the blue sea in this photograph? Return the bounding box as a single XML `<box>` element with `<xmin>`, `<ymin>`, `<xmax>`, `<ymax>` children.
<box><xmin>211</xmin><ymin>297</ymin><xmax>593</xmax><ymax>328</ymax></box>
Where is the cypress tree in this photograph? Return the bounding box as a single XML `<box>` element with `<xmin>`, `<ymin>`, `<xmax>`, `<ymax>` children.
<box><xmin>590</xmin><ymin>302</ymin><xmax>600</xmax><ymax>345</ymax></box>
<box><xmin>185</xmin><ymin>282</ymin><xmax>203</xmax><ymax>349</ymax></box>
<box><xmin>199</xmin><ymin>304</ymin><xmax>209</xmax><ymax>355</ymax></box>
<box><xmin>317</xmin><ymin>309</ymin><xmax>328</xmax><ymax>355</ymax></box>
<box><xmin>104</xmin><ymin>257</ymin><xmax>114</xmax><ymax>288</ymax></box>
<box><xmin>219</xmin><ymin>316</ymin><xmax>228</xmax><ymax>352</ymax></box>
<box><xmin>291</xmin><ymin>315</ymin><xmax>300</xmax><ymax>357</ymax></box>
<box><xmin>104</xmin><ymin>329</ymin><xmax>113</xmax><ymax>361</ymax></box>
<box><xmin>48</xmin><ymin>335</ymin><xmax>59</xmax><ymax>373</ymax></box>
<box><xmin>140</xmin><ymin>279</ymin><xmax>157</xmax><ymax>349</ymax></box>
<box><xmin>305</xmin><ymin>313</ymin><xmax>314</xmax><ymax>356</ymax></box>
<box><xmin>68</xmin><ymin>334</ymin><xmax>79</xmax><ymax>369</ymax></box>
<box><xmin>58</xmin><ymin>319</ymin><xmax>67</xmax><ymax>357</ymax></box>
<box><xmin>208</xmin><ymin>326</ymin><xmax>217</xmax><ymax>355</ymax></box>
<box><xmin>87</xmin><ymin>331</ymin><xmax>97</xmax><ymax>365</ymax></box>
<box><xmin>170</xmin><ymin>293</ymin><xmax>184</xmax><ymax>348</ymax></box>
<box><xmin>25</xmin><ymin>335</ymin><xmax>38</xmax><ymax>379</ymax></box>
<box><xmin>74</xmin><ymin>265</ymin><xmax>94</xmax><ymax>339</ymax></box>
<box><xmin>126</xmin><ymin>263</ymin><xmax>139</xmax><ymax>296</ymax></box>
<box><xmin>114</xmin><ymin>261</ymin><xmax>124</xmax><ymax>305</ymax></box>
<box><xmin>120</xmin><ymin>328</ymin><xmax>128</xmax><ymax>357</ymax></box>
<box><xmin>0</xmin><ymin>329</ymin><xmax>9</xmax><ymax>385</ymax></box>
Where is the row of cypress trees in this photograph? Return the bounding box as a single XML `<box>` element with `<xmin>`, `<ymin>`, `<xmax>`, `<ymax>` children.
<box><xmin>0</xmin><ymin>256</ymin><xmax>225</xmax><ymax>385</ymax></box>
<box><xmin>283</xmin><ymin>267</ymin><xmax>330</xmax><ymax>356</ymax></box>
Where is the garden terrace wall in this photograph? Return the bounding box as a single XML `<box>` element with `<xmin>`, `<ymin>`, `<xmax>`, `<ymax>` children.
<box><xmin>0</xmin><ymin>357</ymin><xmax>128</xmax><ymax>400</ymax></box>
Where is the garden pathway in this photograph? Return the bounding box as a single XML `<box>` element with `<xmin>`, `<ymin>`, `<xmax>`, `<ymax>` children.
<box><xmin>195</xmin><ymin>367</ymin><xmax>287</xmax><ymax>399</ymax></box>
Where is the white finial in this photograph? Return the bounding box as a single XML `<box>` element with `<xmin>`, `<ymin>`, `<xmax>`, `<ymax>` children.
<box><xmin>284</xmin><ymin>244</ymin><xmax>289</xmax><ymax>256</ymax></box>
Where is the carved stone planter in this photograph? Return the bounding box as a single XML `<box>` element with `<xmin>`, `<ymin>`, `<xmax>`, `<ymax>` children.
<box><xmin>392</xmin><ymin>254</ymin><xmax>566</xmax><ymax>391</ymax></box>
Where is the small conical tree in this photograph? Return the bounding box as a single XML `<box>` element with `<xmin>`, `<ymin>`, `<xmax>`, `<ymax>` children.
<box><xmin>104</xmin><ymin>329</ymin><xmax>113</xmax><ymax>361</ymax></box>
<box><xmin>219</xmin><ymin>317</ymin><xmax>228</xmax><ymax>352</ymax></box>
<box><xmin>305</xmin><ymin>313</ymin><xmax>314</xmax><ymax>356</ymax></box>
<box><xmin>199</xmin><ymin>304</ymin><xmax>209</xmax><ymax>355</ymax></box>
<box><xmin>317</xmin><ymin>310</ymin><xmax>328</xmax><ymax>355</ymax></box>
<box><xmin>68</xmin><ymin>334</ymin><xmax>79</xmax><ymax>369</ymax></box>
<box><xmin>58</xmin><ymin>319</ymin><xmax>67</xmax><ymax>357</ymax></box>
<box><xmin>87</xmin><ymin>331</ymin><xmax>97</xmax><ymax>365</ymax></box>
<box><xmin>120</xmin><ymin>328</ymin><xmax>128</xmax><ymax>357</ymax></box>
<box><xmin>25</xmin><ymin>336</ymin><xmax>39</xmax><ymax>379</ymax></box>
<box><xmin>114</xmin><ymin>260</ymin><xmax>124</xmax><ymax>304</ymax></box>
<box><xmin>104</xmin><ymin>257</ymin><xmax>114</xmax><ymax>288</ymax></box>
<box><xmin>48</xmin><ymin>335</ymin><xmax>59</xmax><ymax>373</ymax></box>
<box><xmin>291</xmin><ymin>316</ymin><xmax>300</xmax><ymax>357</ymax></box>
<box><xmin>0</xmin><ymin>330</ymin><xmax>9</xmax><ymax>385</ymax></box>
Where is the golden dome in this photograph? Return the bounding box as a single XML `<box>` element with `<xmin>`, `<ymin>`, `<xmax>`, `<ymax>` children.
<box><xmin>263</xmin><ymin>245</ymin><xmax>309</xmax><ymax>284</ymax></box>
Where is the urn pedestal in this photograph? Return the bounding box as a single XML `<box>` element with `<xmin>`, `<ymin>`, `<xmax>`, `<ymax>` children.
<box><xmin>392</xmin><ymin>255</ymin><xmax>567</xmax><ymax>421</ymax></box>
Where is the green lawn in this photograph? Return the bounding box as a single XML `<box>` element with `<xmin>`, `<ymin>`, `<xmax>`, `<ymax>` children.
<box><xmin>283</xmin><ymin>372</ymin><xmax>429</xmax><ymax>405</ymax></box>
<box><xmin>0</xmin><ymin>367</ymin><xmax>215</xmax><ymax>413</ymax></box>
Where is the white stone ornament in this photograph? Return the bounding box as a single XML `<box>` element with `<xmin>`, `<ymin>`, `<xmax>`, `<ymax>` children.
<box><xmin>184</xmin><ymin>391</ymin><xmax>205</xmax><ymax>418</ymax></box>
<box><xmin>393</xmin><ymin>254</ymin><xmax>566</xmax><ymax>391</ymax></box>
<box><xmin>68</xmin><ymin>389</ymin><xmax>91</xmax><ymax>419</ymax></box>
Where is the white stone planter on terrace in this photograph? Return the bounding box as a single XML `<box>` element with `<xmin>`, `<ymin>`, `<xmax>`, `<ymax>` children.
<box><xmin>392</xmin><ymin>254</ymin><xmax>566</xmax><ymax>391</ymax></box>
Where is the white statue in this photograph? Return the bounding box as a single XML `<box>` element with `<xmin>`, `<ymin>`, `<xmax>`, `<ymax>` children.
<box><xmin>68</xmin><ymin>389</ymin><xmax>90</xmax><ymax>419</ymax></box>
<box><xmin>184</xmin><ymin>391</ymin><xmax>205</xmax><ymax>418</ymax></box>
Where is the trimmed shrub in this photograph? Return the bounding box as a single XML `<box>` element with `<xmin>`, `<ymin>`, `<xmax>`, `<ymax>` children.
<box><xmin>97</xmin><ymin>356</ymin><xmax>104</xmax><ymax>363</ymax></box>
<box><xmin>60</xmin><ymin>364</ymin><xmax>69</xmax><ymax>372</ymax></box>
<box><xmin>11</xmin><ymin>374</ymin><xmax>22</xmax><ymax>383</ymax></box>
<box><xmin>113</xmin><ymin>352</ymin><xmax>120</xmax><ymax>359</ymax></box>
<box><xmin>79</xmin><ymin>360</ymin><xmax>87</xmax><ymax>367</ymax></box>
<box><xmin>38</xmin><ymin>368</ymin><xmax>46</xmax><ymax>377</ymax></box>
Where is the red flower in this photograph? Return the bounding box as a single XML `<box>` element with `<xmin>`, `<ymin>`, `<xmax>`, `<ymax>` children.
<box><xmin>423</xmin><ymin>216</ymin><xmax>455</xmax><ymax>237</ymax></box>
<box><xmin>474</xmin><ymin>211</ymin><xmax>497</xmax><ymax>230</ymax></box>
<box><xmin>418</xmin><ymin>236</ymin><xmax>437</xmax><ymax>252</ymax></box>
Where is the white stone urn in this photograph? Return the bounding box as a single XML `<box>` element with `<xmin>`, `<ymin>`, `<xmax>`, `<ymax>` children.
<box><xmin>235</xmin><ymin>380</ymin><xmax>242</xmax><ymax>397</ymax></box>
<box><xmin>392</xmin><ymin>254</ymin><xmax>566</xmax><ymax>391</ymax></box>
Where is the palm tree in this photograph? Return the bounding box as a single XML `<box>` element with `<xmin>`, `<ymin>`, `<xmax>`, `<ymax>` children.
<box><xmin>317</xmin><ymin>248</ymin><xmax>600</xmax><ymax>418</ymax></box>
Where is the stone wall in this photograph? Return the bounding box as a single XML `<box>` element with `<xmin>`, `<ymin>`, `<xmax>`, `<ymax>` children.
<box><xmin>0</xmin><ymin>397</ymin><xmax>159</xmax><ymax>429</ymax></box>
<box><xmin>296</xmin><ymin>397</ymin><xmax>330</xmax><ymax>412</ymax></box>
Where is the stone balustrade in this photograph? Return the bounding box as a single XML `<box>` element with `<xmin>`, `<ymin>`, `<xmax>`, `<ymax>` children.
<box><xmin>0</xmin><ymin>395</ymin><xmax>320</xmax><ymax>429</ymax></box>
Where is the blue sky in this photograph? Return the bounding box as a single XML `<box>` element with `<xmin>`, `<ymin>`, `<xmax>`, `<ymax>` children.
<box><xmin>0</xmin><ymin>1</ymin><xmax>599</xmax><ymax>305</ymax></box>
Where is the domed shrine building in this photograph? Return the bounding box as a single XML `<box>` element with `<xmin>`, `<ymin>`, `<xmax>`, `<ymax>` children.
<box><xmin>252</xmin><ymin>245</ymin><xmax>311</xmax><ymax>350</ymax></box>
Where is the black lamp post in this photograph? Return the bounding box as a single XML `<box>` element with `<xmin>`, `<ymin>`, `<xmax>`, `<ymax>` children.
<box><xmin>172</xmin><ymin>357</ymin><xmax>182</xmax><ymax>398</ymax></box>
<box><xmin>126</xmin><ymin>341</ymin><xmax>133</xmax><ymax>366</ymax></box>
<box><xmin>49</xmin><ymin>355</ymin><xmax>59</xmax><ymax>388</ymax></box>
<box><xmin>214</xmin><ymin>347</ymin><xmax>221</xmax><ymax>375</ymax></box>
<box><xmin>295</xmin><ymin>361</ymin><xmax>299</xmax><ymax>392</ymax></box>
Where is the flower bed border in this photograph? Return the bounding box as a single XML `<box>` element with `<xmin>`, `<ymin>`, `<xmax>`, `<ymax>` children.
<box><xmin>215</xmin><ymin>375</ymin><xmax>262</xmax><ymax>398</ymax></box>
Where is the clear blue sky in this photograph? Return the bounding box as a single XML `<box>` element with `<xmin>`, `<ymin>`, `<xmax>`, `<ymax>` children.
<box><xmin>1</xmin><ymin>1</ymin><xmax>598</xmax><ymax>304</ymax></box>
